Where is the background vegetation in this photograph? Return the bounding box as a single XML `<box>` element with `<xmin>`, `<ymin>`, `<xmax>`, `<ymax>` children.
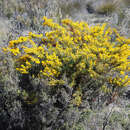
<box><xmin>0</xmin><ymin>0</ymin><xmax>130</xmax><ymax>130</ymax></box>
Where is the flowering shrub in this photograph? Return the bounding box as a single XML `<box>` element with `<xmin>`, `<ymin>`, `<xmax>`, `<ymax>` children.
<box><xmin>3</xmin><ymin>17</ymin><xmax>130</xmax><ymax>107</ymax></box>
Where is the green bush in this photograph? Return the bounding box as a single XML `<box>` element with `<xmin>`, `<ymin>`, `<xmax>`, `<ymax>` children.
<box><xmin>1</xmin><ymin>17</ymin><xmax>130</xmax><ymax>129</ymax></box>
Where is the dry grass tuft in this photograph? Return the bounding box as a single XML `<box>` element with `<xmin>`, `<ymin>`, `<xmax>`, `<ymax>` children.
<box><xmin>96</xmin><ymin>1</ymin><xmax>118</xmax><ymax>15</ymax></box>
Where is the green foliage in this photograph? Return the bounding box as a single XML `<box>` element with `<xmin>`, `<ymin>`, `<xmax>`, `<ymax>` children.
<box><xmin>109</xmin><ymin>111</ymin><xmax>130</xmax><ymax>129</ymax></box>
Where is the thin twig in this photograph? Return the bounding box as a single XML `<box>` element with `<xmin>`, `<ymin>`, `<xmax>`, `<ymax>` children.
<box><xmin>102</xmin><ymin>104</ymin><xmax>114</xmax><ymax>130</ymax></box>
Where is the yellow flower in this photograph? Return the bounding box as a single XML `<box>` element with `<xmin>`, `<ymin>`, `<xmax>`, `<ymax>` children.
<box><xmin>120</xmin><ymin>71</ymin><xmax>125</xmax><ymax>75</ymax></box>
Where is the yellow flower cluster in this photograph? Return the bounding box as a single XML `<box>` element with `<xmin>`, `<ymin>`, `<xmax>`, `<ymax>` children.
<box><xmin>72</xmin><ymin>90</ymin><xmax>82</xmax><ymax>106</ymax></box>
<box><xmin>3</xmin><ymin>17</ymin><xmax>130</xmax><ymax>104</ymax></box>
